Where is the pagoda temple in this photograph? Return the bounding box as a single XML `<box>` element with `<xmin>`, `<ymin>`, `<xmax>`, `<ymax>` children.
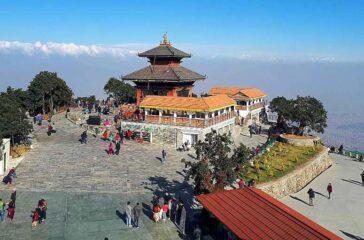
<box><xmin>122</xmin><ymin>34</ymin><xmax>206</xmax><ymax>105</ymax></box>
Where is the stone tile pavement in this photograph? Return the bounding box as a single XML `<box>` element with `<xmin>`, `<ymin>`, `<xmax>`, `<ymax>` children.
<box><xmin>282</xmin><ymin>153</ymin><xmax>364</xmax><ymax>239</ymax></box>
<box><xmin>0</xmin><ymin>113</ymin><xmax>196</xmax><ymax>240</ymax></box>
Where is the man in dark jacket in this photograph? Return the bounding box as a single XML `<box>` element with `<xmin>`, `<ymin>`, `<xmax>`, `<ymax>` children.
<box><xmin>133</xmin><ymin>203</ymin><xmax>142</xmax><ymax>228</ymax></box>
<box><xmin>307</xmin><ymin>188</ymin><xmax>315</xmax><ymax>206</ymax></box>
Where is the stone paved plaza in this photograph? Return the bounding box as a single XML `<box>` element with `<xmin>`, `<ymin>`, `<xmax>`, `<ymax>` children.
<box><xmin>282</xmin><ymin>153</ymin><xmax>364</xmax><ymax>239</ymax></box>
<box><xmin>0</xmin><ymin>114</ymin><xmax>196</xmax><ymax>240</ymax></box>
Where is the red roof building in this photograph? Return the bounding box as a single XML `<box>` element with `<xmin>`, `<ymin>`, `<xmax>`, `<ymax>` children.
<box><xmin>196</xmin><ymin>188</ymin><xmax>342</xmax><ymax>240</ymax></box>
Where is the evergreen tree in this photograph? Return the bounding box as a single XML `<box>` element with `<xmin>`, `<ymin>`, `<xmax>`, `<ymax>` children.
<box><xmin>104</xmin><ymin>77</ymin><xmax>135</xmax><ymax>103</ymax></box>
<box><xmin>184</xmin><ymin>131</ymin><xmax>251</xmax><ymax>194</ymax></box>
<box><xmin>27</xmin><ymin>71</ymin><xmax>73</xmax><ymax>115</ymax></box>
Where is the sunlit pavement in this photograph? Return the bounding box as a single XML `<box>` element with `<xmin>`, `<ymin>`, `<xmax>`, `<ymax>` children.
<box><xmin>0</xmin><ymin>114</ymin><xmax>195</xmax><ymax>240</ymax></box>
<box><xmin>282</xmin><ymin>153</ymin><xmax>364</xmax><ymax>239</ymax></box>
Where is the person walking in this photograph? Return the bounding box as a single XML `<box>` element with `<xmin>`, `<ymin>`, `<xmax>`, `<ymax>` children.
<box><xmin>327</xmin><ymin>183</ymin><xmax>333</xmax><ymax>199</ymax></box>
<box><xmin>125</xmin><ymin>201</ymin><xmax>132</xmax><ymax>227</ymax></box>
<box><xmin>108</xmin><ymin>143</ymin><xmax>114</xmax><ymax>156</ymax></box>
<box><xmin>31</xmin><ymin>208</ymin><xmax>39</xmax><ymax>229</ymax></box>
<box><xmin>161</xmin><ymin>149</ymin><xmax>167</xmax><ymax>163</ymax></box>
<box><xmin>249</xmin><ymin>127</ymin><xmax>253</xmax><ymax>138</ymax></box>
<box><xmin>7</xmin><ymin>199</ymin><xmax>15</xmax><ymax>221</ymax></box>
<box><xmin>361</xmin><ymin>170</ymin><xmax>364</xmax><ymax>186</ymax></box>
<box><xmin>133</xmin><ymin>203</ymin><xmax>141</xmax><ymax>228</ymax></box>
<box><xmin>10</xmin><ymin>189</ymin><xmax>16</xmax><ymax>206</ymax></box>
<box><xmin>81</xmin><ymin>130</ymin><xmax>87</xmax><ymax>144</ymax></box>
<box><xmin>0</xmin><ymin>198</ymin><xmax>5</xmax><ymax>222</ymax></box>
<box><xmin>115</xmin><ymin>141</ymin><xmax>121</xmax><ymax>155</ymax></box>
<box><xmin>307</xmin><ymin>188</ymin><xmax>315</xmax><ymax>206</ymax></box>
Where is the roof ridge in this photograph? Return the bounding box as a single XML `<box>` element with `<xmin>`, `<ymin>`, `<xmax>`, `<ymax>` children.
<box><xmin>169</xmin><ymin>66</ymin><xmax>181</xmax><ymax>81</ymax></box>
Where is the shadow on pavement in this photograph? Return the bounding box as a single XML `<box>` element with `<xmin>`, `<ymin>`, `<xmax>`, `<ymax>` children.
<box><xmin>314</xmin><ymin>191</ymin><xmax>328</xmax><ymax>199</ymax></box>
<box><xmin>340</xmin><ymin>230</ymin><xmax>364</xmax><ymax>240</ymax></box>
<box><xmin>289</xmin><ymin>195</ymin><xmax>311</xmax><ymax>206</ymax></box>
<box><xmin>142</xmin><ymin>175</ymin><xmax>196</xmax><ymax>238</ymax></box>
<box><xmin>116</xmin><ymin>210</ymin><xmax>127</xmax><ymax>225</ymax></box>
<box><xmin>341</xmin><ymin>179</ymin><xmax>363</xmax><ymax>186</ymax></box>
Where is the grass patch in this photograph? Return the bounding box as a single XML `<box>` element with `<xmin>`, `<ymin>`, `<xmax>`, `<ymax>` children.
<box><xmin>240</xmin><ymin>142</ymin><xmax>323</xmax><ymax>183</ymax></box>
<box><xmin>282</xmin><ymin>134</ymin><xmax>316</xmax><ymax>139</ymax></box>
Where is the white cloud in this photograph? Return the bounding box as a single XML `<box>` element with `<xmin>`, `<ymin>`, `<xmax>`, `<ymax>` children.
<box><xmin>0</xmin><ymin>40</ymin><xmax>141</xmax><ymax>57</ymax></box>
<box><xmin>0</xmin><ymin>40</ymin><xmax>339</xmax><ymax>62</ymax></box>
<box><xmin>238</xmin><ymin>51</ymin><xmax>337</xmax><ymax>63</ymax></box>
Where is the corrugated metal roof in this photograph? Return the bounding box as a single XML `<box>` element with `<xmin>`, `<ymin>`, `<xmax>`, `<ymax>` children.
<box><xmin>196</xmin><ymin>188</ymin><xmax>342</xmax><ymax>240</ymax></box>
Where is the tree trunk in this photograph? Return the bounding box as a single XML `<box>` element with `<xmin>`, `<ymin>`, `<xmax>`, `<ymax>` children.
<box><xmin>42</xmin><ymin>94</ymin><xmax>45</xmax><ymax>115</ymax></box>
<box><xmin>296</xmin><ymin>124</ymin><xmax>305</xmax><ymax>136</ymax></box>
<box><xmin>49</xmin><ymin>94</ymin><xmax>54</xmax><ymax>117</ymax></box>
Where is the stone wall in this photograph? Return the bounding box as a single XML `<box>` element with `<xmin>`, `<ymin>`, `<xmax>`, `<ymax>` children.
<box><xmin>258</xmin><ymin>148</ymin><xmax>331</xmax><ymax>199</ymax></box>
<box><xmin>280</xmin><ymin>134</ymin><xmax>320</xmax><ymax>147</ymax></box>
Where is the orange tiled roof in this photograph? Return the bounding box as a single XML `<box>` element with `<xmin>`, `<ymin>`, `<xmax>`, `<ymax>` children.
<box><xmin>139</xmin><ymin>95</ymin><xmax>235</xmax><ymax>112</ymax></box>
<box><xmin>210</xmin><ymin>87</ymin><xmax>267</xmax><ymax>99</ymax></box>
<box><xmin>197</xmin><ymin>188</ymin><xmax>342</xmax><ymax>240</ymax></box>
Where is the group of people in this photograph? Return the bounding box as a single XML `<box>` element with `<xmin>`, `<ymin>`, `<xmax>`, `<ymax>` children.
<box><xmin>103</xmin><ymin>130</ymin><xmax>123</xmax><ymax>156</ymax></box>
<box><xmin>307</xmin><ymin>183</ymin><xmax>333</xmax><ymax>206</ymax></box>
<box><xmin>0</xmin><ymin>189</ymin><xmax>17</xmax><ymax>222</ymax></box>
<box><xmin>152</xmin><ymin>196</ymin><xmax>173</xmax><ymax>223</ymax></box>
<box><xmin>151</xmin><ymin>194</ymin><xmax>186</xmax><ymax>226</ymax></box>
<box><xmin>2</xmin><ymin>167</ymin><xmax>17</xmax><ymax>185</ymax></box>
<box><xmin>249</xmin><ymin>123</ymin><xmax>262</xmax><ymax>138</ymax></box>
<box><xmin>125</xmin><ymin>202</ymin><xmax>142</xmax><ymax>228</ymax></box>
<box><xmin>237</xmin><ymin>178</ymin><xmax>256</xmax><ymax>188</ymax></box>
<box><xmin>31</xmin><ymin>199</ymin><xmax>48</xmax><ymax>229</ymax></box>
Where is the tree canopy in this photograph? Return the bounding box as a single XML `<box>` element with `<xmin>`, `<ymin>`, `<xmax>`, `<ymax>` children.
<box><xmin>0</xmin><ymin>91</ymin><xmax>33</xmax><ymax>145</ymax></box>
<box><xmin>184</xmin><ymin>131</ymin><xmax>251</xmax><ymax>195</ymax></box>
<box><xmin>269</xmin><ymin>96</ymin><xmax>327</xmax><ymax>135</ymax></box>
<box><xmin>27</xmin><ymin>71</ymin><xmax>73</xmax><ymax>115</ymax></box>
<box><xmin>104</xmin><ymin>77</ymin><xmax>135</xmax><ymax>103</ymax></box>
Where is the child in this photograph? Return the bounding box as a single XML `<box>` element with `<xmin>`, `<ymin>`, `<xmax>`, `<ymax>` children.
<box><xmin>162</xmin><ymin>203</ymin><xmax>169</xmax><ymax>220</ymax></box>
<box><xmin>31</xmin><ymin>208</ymin><xmax>39</xmax><ymax>228</ymax></box>
<box><xmin>108</xmin><ymin>143</ymin><xmax>114</xmax><ymax>155</ymax></box>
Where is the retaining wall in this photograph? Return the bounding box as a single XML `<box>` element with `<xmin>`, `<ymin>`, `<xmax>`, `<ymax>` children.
<box><xmin>258</xmin><ymin>148</ymin><xmax>331</xmax><ymax>199</ymax></box>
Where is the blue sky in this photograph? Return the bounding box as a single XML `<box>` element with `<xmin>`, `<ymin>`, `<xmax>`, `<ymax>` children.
<box><xmin>0</xmin><ymin>0</ymin><xmax>363</xmax><ymax>61</ymax></box>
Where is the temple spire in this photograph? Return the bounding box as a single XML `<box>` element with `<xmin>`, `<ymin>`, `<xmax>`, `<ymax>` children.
<box><xmin>160</xmin><ymin>32</ymin><xmax>171</xmax><ymax>46</ymax></box>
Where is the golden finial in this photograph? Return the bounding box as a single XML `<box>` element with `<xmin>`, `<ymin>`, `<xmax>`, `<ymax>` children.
<box><xmin>161</xmin><ymin>32</ymin><xmax>170</xmax><ymax>46</ymax></box>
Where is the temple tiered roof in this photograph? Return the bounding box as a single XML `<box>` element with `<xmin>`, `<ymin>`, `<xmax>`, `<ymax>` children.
<box><xmin>138</xmin><ymin>33</ymin><xmax>191</xmax><ymax>58</ymax></box>
<box><xmin>122</xmin><ymin>65</ymin><xmax>205</xmax><ymax>82</ymax></box>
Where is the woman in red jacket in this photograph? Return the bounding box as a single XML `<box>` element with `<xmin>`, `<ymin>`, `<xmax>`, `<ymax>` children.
<box><xmin>327</xmin><ymin>183</ymin><xmax>333</xmax><ymax>199</ymax></box>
